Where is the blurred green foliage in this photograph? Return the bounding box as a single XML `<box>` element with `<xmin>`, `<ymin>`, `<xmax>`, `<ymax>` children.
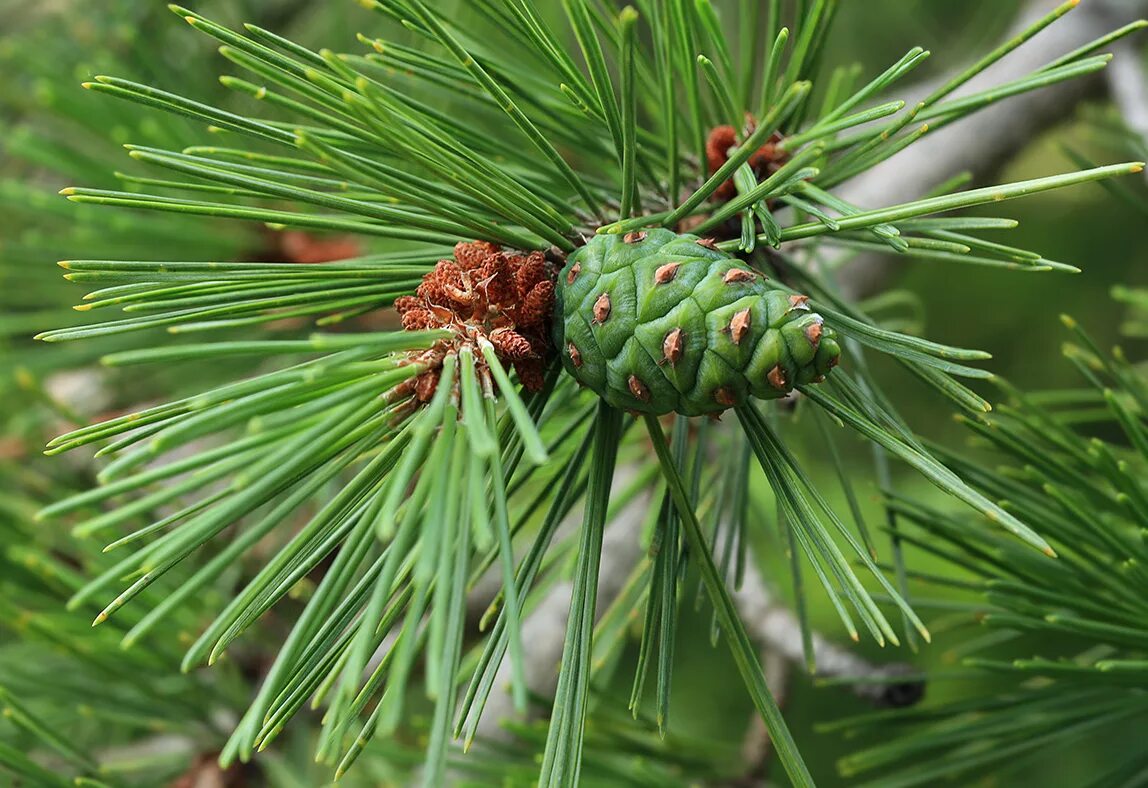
<box><xmin>1</xmin><ymin>1</ymin><xmax>1145</xmax><ymax>786</ymax></box>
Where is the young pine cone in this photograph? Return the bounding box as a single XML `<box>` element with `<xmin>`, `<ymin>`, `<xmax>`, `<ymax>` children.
<box><xmin>555</xmin><ymin>229</ymin><xmax>840</xmax><ymax>416</ymax></box>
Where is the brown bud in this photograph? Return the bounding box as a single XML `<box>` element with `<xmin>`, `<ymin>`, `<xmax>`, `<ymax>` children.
<box><xmin>729</xmin><ymin>309</ymin><xmax>752</xmax><ymax>345</ymax></box>
<box><xmin>567</xmin><ymin>262</ymin><xmax>581</xmax><ymax>286</ymax></box>
<box><xmin>624</xmin><ymin>231</ymin><xmax>648</xmax><ymax>244</ymax></box>
<box><xmin>768</xmin><ymin>365</ymin><xmax>789</xmax><ymax>391</ymax></box>
<box><xmin>654</xmin><ymin>262</ymin><xmax>681</xmax><ymax>284</ymax></box>
<box><xmin>706</xmin><ymin>125</ymin><xmax>740</xmax><ymax>201</ymax></box>
<box><xmin>593</xmin><ymin>292</ymin><xmax>612</xmax><ymax>323</ymax></box>
<box><xmin>568</xmin><ymin>342</ymin><xmax>583</xmax><ymax>368</ymax></box>
<box><xmin>723</xmin><ymin>268</ymin><xmax>756</xmax><ymax>284</ymax></box>
<box><xmin>662</xmin><ymin>328</ymin><xmax>684</xmax><ymax>366</ymax></box>
<box><xmin>707</xmin><ymin>125</ymin><xmax>738</xmax><ymax>173</ymax></box>
<box><xmin>713</xmin><ymin>387</ymin><xmax>737</xmax><ymax>407</ymax></box>
<box><xmin>628</xmin><ymin>375</ymin><xmax>651</xmax><ymax>402</ymax></box>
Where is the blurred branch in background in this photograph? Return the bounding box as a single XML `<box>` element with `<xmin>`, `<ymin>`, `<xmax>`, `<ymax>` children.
<box><xmin>839</xmin><ymin>0</ymin><xmax>1148</xmax><ymax>297</ymax></box>
<box><xmin>1110</xmin><ymin>41</ymin><xmax>1148</xmax><ymax>181</ymax></box>
<box><xmin>476</xmin><ymin>483</ymin><xmax>921</xmax><ymax>743</ymax></box>
<box><xmin>475</xmin><ymin>467</ymin><xmax>651</xmax><ymax>742</ymax></box>
<box><xmin>733</xmin><ymin>651</ymin><xmax>790</xmax><ymax>788</ymax></box>
<box><xmin>732</xmin><ymin>554</ymin><xmax>924</xmax><ymax>710</ymax></box>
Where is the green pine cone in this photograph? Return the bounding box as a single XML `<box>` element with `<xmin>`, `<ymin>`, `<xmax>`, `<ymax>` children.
<box><xmin>554</xmin><ymin>229</ymin><xmax>840</xmax><ymax>416</ymax></box>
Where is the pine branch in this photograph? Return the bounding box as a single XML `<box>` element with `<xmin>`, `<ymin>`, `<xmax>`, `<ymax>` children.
<box><xmin>836</xmin><ymin>0</ymin><xmax>1148</xmax><ymax>297</ymax></box>
<box><xmin>18</xmin><ymin>2</ymin><xmax>1148</xmax><ymax>783</ymax></box>
<box><xmin>838</xmin><ymin>314</ymin><xmax>1148</xmax><ymax>785</ymax></box>
<box><xmin>472</xmin><ymin>0</ymin><xmax>1145</xmax><ymax>752</ymax></box>
<box><xmin>732</xmin><ymin>547</ymin><xmax>923</xmax><ymax>709</ymax></box>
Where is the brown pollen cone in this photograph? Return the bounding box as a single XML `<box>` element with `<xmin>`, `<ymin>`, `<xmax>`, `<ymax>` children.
<box><xmin>393</xmin><ymin>241</ymin><xmax>556</xmax><ymax>405</ymax></box>
<box><xmin>706</xmin><ymin>123</ymin><xmax>789</xmax><ymax>202</ymax></box>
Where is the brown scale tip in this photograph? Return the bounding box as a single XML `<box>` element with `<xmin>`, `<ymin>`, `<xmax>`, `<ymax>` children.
<box><xmin>788</xmin><ymin>294</ymin><xmax>811</xmax><ymax>311</ymax></box>
<box><xmin>697</xmin><ymin>238</ymin><xmax>719</xmax><ymax>250</ymax></box>
<box><xmin>723</xmin><ymin>268</ymin><xmax>756</xmax><ymax>284</ymax></box>
<box><xmin>729</xmin><ymin>309</ymin><xmax>752</xmax><ymax>345</ymax></box>
<box><xmin>654</xmin><ymin>262</ymin><xmax>681</xmax><ymax>284</ymax></box>
<box><xmin>662</xmin><ymin>328</ymin><xmax>684</xmax><ymax>366</ymax></box>
<box><xmin>568</xmin><ymin>342</ymin><xmax>583</xmax><ymax>368</ymax></box>
<box><xmin>628</xmin><ymin>375</ymin><xmax>651</xmax><ymax>402</ymax></box>
<box><xmin>566</xmin><ymin>262</ymin><xmax>581</xmax><ymax>286</ymax></box>
<box><xmin>713</xmin><ymin>387</ymin><xmax>737</xmax><ymax>407</ymax></box>
<box><xmin>624</xmin><ymin>231</ymin><xmax>648</xmax><ymax>244</ymax></box>
<box><xmin>593</xmin><ymin>292</ymin><xmax>612</xmax><ymax>324</ymax></box>
<box><xmin>768</xmin><ymin>365</ymin><xmax>789</xmax><ymax>391</ymax></box>
<box><xmin>805</xmin><ymin>320</ymin><xmax>824</xmax><ymax>348</ymax></box>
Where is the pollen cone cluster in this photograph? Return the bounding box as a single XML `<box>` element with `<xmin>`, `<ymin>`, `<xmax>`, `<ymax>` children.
<box><xmin>555</xmin><ymin>229</ymin><xmax>840</xmax><ymax>416</ymax></box>
<box><xmin>394</xmin><ymin>241</ymin><xmax>556</xmax><ymax>404</ymax></box>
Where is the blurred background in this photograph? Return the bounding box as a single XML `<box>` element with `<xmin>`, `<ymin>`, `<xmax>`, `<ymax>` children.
<box><xmin>1</xmin><ymin>1</ymin><xmax>1145</xmax><ymax>785</ymax></box>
